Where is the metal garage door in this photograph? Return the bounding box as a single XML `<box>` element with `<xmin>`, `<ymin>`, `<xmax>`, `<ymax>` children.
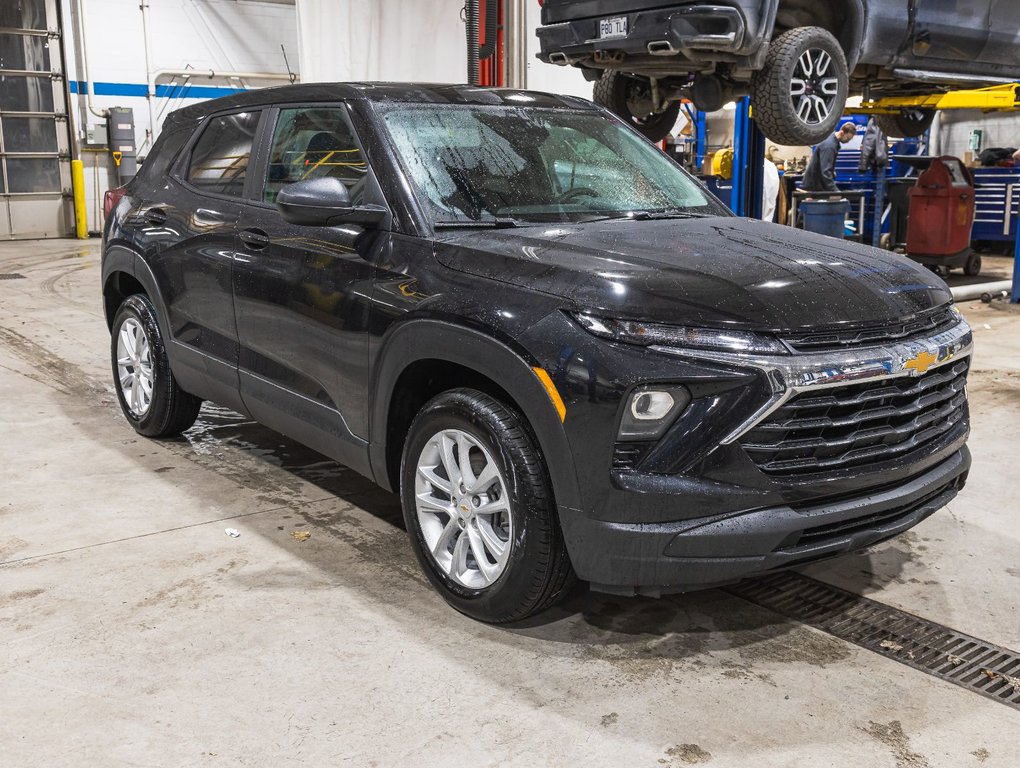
<box><xmin>0</xmin><ymin>0</ymin><xmax>72</xmax><ymax>239</ymax></box>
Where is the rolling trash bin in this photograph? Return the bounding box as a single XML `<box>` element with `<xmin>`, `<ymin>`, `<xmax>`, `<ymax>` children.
<box><xmin>800</xmin><ymin>199</ymin><xmax>850</xmax><ymax>239</ymax></box>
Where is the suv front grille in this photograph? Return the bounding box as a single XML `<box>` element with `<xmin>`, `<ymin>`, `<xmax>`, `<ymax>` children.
<box><xmin>740</xmin><ymin>359</ymin><xmax>970</xmax><ymax>477</ymax></box>
<box><xmin>783</xmin><ymin>308</ymin><xmax>958</xmax><ymax>352</ymax></box>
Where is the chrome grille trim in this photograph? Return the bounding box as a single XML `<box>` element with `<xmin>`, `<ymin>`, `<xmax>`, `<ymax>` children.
<box><xmin>651</xmin><ymin>318</ymin><xmax>973</xmax><ymax>446</ymax></box>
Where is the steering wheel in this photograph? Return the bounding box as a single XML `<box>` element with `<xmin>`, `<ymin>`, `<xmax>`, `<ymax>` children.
<box><xmin>555</xmin><ymin>187</ymin><xmax>599</xmax><ymax>204</ymax></box>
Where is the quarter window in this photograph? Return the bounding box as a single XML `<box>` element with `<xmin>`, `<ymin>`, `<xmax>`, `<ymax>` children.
<box><xmin>186</xmin><ymin>111</ymin><xmax>260</xmax><ymax>197</ymax></box>
<box><xmin>263</xmin><ymin>107</ymin><xmax>367</xmax><ymax>204</ymax></box>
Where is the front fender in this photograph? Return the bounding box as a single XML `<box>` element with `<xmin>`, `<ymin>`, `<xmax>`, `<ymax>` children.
<box><xmin>369</xmin><ymin>319</ymin><xmax>583</xmax><ymax>513</ymax></box>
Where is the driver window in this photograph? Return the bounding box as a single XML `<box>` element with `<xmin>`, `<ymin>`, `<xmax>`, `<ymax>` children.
<box><xmin>263</xmin><ymin>106</ymin><xmax>367</xmax><ymax>205</ymax></box>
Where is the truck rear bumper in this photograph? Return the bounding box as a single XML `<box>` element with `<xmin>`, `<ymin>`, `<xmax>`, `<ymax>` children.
<box><xmin>537</xmin><ymin>4</ymin><xmax>748</xmax><ymax>64</ymax></box>
<box><xmin>564</xmin><ymin>447</ymin><xmax>970</xmax><ymax>596</ymax></box>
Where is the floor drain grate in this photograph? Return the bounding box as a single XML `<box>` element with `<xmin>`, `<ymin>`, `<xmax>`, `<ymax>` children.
<box><xmin>726</xmin><ymin>572</ymin><xmax>1020</xmax><ymax>710</ymax></box>
<box><xmin>0</xmin><ymin>273</ymin><xmax>26</xmax><ymax>280</ymax></box>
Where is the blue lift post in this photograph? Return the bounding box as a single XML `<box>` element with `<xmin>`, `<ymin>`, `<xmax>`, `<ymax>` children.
<box><xmin>730</xmin><ymin>96</ymin><xmax>766</xmax><ymax>218</ymax></box>
<box><xmin>1013</xmin><ymin>212</ymin><xmax>1020</xmax><ymax>303</ymax></box>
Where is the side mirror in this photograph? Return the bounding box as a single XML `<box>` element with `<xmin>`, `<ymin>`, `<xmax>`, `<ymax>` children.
<box><xmin>275</xmin><ymin>177</ymin><xmax>387</xmax><ymax>228</ymax></box>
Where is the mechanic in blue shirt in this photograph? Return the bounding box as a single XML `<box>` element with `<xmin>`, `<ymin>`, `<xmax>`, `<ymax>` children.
<box><xmin>802</xmin><ymin>123</ymin><xmax>858</xmax><ymax>192</ymax></box>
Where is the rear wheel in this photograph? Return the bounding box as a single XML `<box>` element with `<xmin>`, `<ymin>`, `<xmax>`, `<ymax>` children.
<box><xmin>875</xmin><ymin>109</ymin><xmax>936</xmax><ymax>139</ymax></box>
<box><xmin>593</xmin><ymin>71</ymin><xmax>681</xmax><ymax>142</ymax></box>
<box><xmin>111</xmin><ymin>294</ymin><xmax>201</xmax><ymax>437</ymax></box>
<box><xmin>751</xmin><ymin>26</ymin><xmax>849</xmax><ymax>146</ymax></box>
<box><xmin>400</xmin><ymin>389</ymin><xmax>574</xmax><ymax>623</ymax></box>
<box><xmin>964</xmin><ymin>252</ymin><xmax>983</xmax><ymax>277</ymax></box>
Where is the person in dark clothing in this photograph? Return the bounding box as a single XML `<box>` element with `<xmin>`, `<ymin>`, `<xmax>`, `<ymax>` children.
<box><xmin>802</xmin><ymin>123</ymin><xmax>858</xmax><ymax>192</ymax></box>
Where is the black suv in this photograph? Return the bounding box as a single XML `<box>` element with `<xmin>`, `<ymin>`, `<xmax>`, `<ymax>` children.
<box><xmin>537</xmin><ymin>1</ymin><xmax>1020</xmax><ymax>144</ymax></box>
<box><xmin>103</xmin><ymin>84</ymin><xmax>972</xmax><ymax>623</ymax></box>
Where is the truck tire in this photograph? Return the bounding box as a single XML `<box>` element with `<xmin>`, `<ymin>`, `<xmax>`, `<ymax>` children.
<box><xmin>751</xmin><ymin>26</ymin><xmax>849</xmax><ymax>146</ymax></box>
<box><xmin>400</xmin><ymin>388</ymin><xmax>575</xmax><ymax>623</ymax></box>
<box><xmin>876</xmin><ymin>109</ymin><xmax>936</xmax><ymax>139</ymax></box>
<box><xmin>593</xmin><ymin>71</ymin><xmax>681</xmax><ymax>142</ymax></box>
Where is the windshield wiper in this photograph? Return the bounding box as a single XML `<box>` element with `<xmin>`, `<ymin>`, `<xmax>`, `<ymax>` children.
<box><xmin>434</xmin><ymin>217</ymin><xmax>520</xmax><ymax>229</ymax></box>
<box><xmin>628</xmin><ymin>209</ymin><xmax>710</xmax><ymax>221</ymax></box>
<box><xmin>577</xmin><ymin>210</ymin><xmax>711</xmax><ymax>224</ymax></box>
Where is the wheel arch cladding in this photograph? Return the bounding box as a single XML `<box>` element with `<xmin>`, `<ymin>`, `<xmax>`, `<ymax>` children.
<box><xmin>370</xmin><ymin>320</ymin><xmax>582</xmax><ymax>512</ymax></box>
<box><xmin>101</xmin><ymin>246</ymin><xmax>171</xmax><ymax>339</ymax></box>
<box><xmin>774</xmin><ymin>0</ymin><xmax>864</xmax><ymax>69</ymax></box>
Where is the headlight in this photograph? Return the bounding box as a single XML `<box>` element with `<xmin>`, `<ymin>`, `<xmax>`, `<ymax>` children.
<box><xmin>571</xmin><ymin>312</ymin><xmax>789</xmax><ymax>355</ymax></box>
<box><xmin>618</xmin><ymin>385</ymin><xmax>691</xmax><ymax>441</ymax></box>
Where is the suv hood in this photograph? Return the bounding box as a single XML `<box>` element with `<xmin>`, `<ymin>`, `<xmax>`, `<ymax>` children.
<box><xmin>434</xmin><ymin>217</ymin><xmax>953</xmax><ymax>333</ymax></box>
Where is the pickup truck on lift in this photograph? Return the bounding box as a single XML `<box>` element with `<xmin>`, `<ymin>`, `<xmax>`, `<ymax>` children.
<box><xmin>536</xmin><ymin>1</ymin><xmax>1020</xmax><ymax>145</ymax></box>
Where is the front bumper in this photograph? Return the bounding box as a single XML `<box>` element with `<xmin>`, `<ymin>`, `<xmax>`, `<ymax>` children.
<box><xmin>531</xmin><ymin>312</ymin><xmax>974</xmax><ymax>593</ymax></box>
<box><xmin>569</xmin><ymin>447</ymin><xmax>970</xmax><ymax>595</ymax></box>
<box><xmin>537</xmin><ymin>4</ymin><xmax>748</xmax><ymax>64</ymax></box>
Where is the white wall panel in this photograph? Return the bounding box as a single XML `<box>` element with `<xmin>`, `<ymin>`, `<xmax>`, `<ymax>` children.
<box><xmin>295</xmin><ymin>0</ymin><xmax>466</xmax><ymax>83</ymax></box>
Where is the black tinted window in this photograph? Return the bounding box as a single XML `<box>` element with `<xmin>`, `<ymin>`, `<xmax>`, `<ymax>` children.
<box><xmin>138</xmin><ymin>126</ymin><xmax>190</xmax><ymax>184</ymax></box>
<box><xmin>187</xmin><ymin>111</ymin><xmax>260</xmax><ymax>197</ymax></box>
<box><xmin>263</xmin><ymin>107</ymin><xmax>366</xmax><ymax>204</ymax></box>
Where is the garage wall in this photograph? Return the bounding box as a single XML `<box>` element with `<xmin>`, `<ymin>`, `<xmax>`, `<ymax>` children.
<box><xmin>935</xmin><ymin>110</ymin><xmax>1020</xmax><ymax>160</ymax></box>
<box><xmin>62</xmin><ymin>0</ymin><xmax>298</xmax><ymax>233</ymax></box>
<box><xmin>293</xmin><ymin>0</ymin><xmax>592</xmax><ymax>99</ymax></box>
<box><xmin>294</xmin><ymin>0</ymin><xmax>466</xmax><ymax>84</ymax></box>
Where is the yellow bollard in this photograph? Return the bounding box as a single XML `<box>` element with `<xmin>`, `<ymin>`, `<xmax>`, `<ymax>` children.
<box><xmin>71</xmin><ymin>159</ymin><xmax>88</xmax><ymax>239</ymax></box>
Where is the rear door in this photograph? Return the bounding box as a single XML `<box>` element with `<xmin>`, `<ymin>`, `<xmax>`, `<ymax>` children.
<box><xmin>151</xmin><ymin>109</ymin><xmax>264</xmax><ymax>411</ymax></box>
<box><xmin>231</xmin><ymin>103</ymin><xmax>378</xmax><ymax>469</ymax></box>
<box><xmin>981</xmin><ymin>0</ymin><xmax>1020</xmax><ymax>76</ymax></box>
<box><xmin>910</xmin><ymin>0</ymin><xmax>990</xmax><ymax>64</ymax></box>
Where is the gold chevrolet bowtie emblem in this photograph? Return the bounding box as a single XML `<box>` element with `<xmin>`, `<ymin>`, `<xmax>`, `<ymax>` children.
<box><xmin>904</xmin><ymin>350</ymin><xmax>938</xmax><ymax>375</ymax></box>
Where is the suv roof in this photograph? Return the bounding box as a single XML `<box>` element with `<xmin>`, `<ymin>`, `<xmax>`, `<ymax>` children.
<box><xmin>165</xmin><ymin>82</ymin><xmax>595</xmax><ymax>131</ymax></box>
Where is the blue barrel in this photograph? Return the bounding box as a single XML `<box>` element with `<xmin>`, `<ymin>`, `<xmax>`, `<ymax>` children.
<box><xmin>801</xmin><ymin>199</ymin><xmax>851</xmax><ymax>239</ymax></box>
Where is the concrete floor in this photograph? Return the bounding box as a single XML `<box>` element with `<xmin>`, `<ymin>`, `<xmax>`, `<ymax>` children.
<box><xmin>1</xmin><ymin>239</ymin><xmax>1018</xmax><ymax>768</ymax></box>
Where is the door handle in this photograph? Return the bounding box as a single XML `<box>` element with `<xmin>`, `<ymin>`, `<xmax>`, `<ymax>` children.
<box><xmin>239</xmin><ymin>228</ymin><xmax>270</xmax><ymax>250</ymax></box>
<box><xmin>144</xmin><ymin>208</ymin><xmax>167</xmax><ymax>226</ymax></box>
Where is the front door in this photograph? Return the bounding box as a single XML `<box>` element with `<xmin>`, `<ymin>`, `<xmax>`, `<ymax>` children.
<box><xmin>232</xmin><ymin>104</ymin><xmax>378</xmax><ymax>470</ymax></box>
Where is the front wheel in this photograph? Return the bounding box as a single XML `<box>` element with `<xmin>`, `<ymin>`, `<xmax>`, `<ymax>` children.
<box><xmin>964</xmin><ymin>252</ymin><xmax>982</xmax><ymax>277</ymax></box>
<box><xmin>751</xmin><ymin>26</ymin><xmax>849</xmax><ymax>146</ymax></box>
<box><xmin>400</xmin><ymin>389</ymin><xmax>574</xmax><ymax>623</ymax></box>
<box><xmin>111</xmin><ymin>294</ymin><xmax>201</xmax><ymax>437</ymax></box>
<box><xmin>593</xmin><ymin>71</ymin><xmax>681</xmax><ymax>142</ymax></box>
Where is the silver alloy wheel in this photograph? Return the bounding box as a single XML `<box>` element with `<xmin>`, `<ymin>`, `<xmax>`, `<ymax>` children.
<box><xmin>789</xmin><ymin>48</ymin><xmax>840</xmax><ymax>126</ymax></box>
<box><xmin>116</xmin><ymin>317</ymin><xmax>154</xmax><ymax>417</ymax></box>
<box><xmin>415</xmin><ymin>428</ymin><xmax>513</xmax><ymax>589</ymax></box>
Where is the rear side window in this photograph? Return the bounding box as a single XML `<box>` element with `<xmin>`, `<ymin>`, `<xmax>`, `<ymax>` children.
<box><xmin>186</xmin><ymin>111</ymin><xmax>260</xmax><ymax>197</ymax></box>
<box><xmin>136</xmin><ymin>126</ymin><xmax>190</xmax><ymax>185</ymax></box>
<box><xmin>262</xmin><ymin>107</ymin><xmax>367</xmax><ymax>204</ymax></box>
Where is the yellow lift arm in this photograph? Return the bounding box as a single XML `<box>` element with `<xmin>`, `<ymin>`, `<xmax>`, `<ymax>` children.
<box><xmin>853</xmin><ymin>83</ymin><xmax>1020</xmax><ymax>115</ymax></box>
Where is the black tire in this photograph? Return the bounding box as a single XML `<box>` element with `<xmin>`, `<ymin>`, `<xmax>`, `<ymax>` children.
<box><xmin>400</xmin><ymin>388</ymin><xmax>575</xmax><ymax>623</ymax></box>
<box><xmin>875</xmin><ymin>109</ymin><xmax>936</xmax><ymax>139</ymax></box>
<box><xmin>964</xmin><ymin>252</ymin><xmax>982</xmax><ymax>277</ymax></box>
<box><xmin>111</xmin><ymin>294</ymin><xmax>201</xmax><ymax>438</ymax></box>
<box><xmin>593</xmin><ymin>71</ymin><xmax>681</xmax><ymax>142</ymax></box>
<box><xmin>751</xmin><ymin>26</ymin><xmax>849</xmax><ymax>146</ymax></box>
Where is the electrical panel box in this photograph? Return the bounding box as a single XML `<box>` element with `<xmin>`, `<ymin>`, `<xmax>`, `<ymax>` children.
<box><xmin>84</xmin><ymin>122</ymin><xmax>108</xmax><ymax>148</ymax></box>
<box><xmin>108</xmin><ymin>107</ymin><xmax>137</xmax><ymax>183</ymax></box>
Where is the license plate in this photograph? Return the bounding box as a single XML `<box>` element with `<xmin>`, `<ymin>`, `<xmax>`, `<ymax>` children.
<box><xmin>599</xmin><ymin>16</ymin><xmax>628</xmax><ymax>39</ymax></box>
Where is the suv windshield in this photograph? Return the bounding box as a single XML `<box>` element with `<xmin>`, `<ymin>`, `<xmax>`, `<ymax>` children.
<box><xmin>378</xmin><ymin>103</ymin><xmax>729</xmax><ymax>225</ymax></box>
